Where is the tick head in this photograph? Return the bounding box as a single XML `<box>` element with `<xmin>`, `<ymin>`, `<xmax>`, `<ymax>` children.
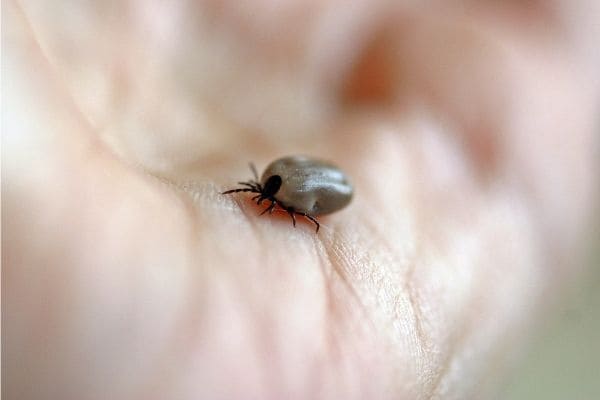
<box><xmin>262</xmin><ymin>175</ymin><xmax>282</xmax><ymax>198</ymax></box>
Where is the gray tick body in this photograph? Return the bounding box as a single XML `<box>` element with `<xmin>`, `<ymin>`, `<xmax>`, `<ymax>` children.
<box><xmin>222</xmin><ymin>156</ymin><xmax>353</xmax><ymax>232</ymax></box>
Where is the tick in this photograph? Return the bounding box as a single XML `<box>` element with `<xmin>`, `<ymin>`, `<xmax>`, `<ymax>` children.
<box><xmin>221</xmin><ymin>156</ymin><xmax>353</xmax><ymax>232</ymax></box>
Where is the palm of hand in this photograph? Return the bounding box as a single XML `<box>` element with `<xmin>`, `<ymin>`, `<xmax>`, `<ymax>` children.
<box><xmin>4</xmin><ymin>1</ymin><xmax>598</xmax><ymax>399</ymax></box>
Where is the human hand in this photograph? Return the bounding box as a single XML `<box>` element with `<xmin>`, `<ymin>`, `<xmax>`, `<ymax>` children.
<box><xmin>4</xmin><ymin>1</ymin><xmax>598</xmax><ymax>398</ymax></box>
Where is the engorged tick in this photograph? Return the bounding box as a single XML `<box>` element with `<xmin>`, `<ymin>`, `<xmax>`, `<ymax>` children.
<box><xmin>221</xmin><ymin>156</ymin><xmax>353</xmax><ymax>232</ymax></box>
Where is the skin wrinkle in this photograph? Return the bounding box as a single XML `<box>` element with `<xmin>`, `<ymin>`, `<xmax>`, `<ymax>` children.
<box><xmin>134</xmin><ymin>188</ymin><xmax>202</xmax><ymax>400</ymax></box>
<box><xmin>430</xmin><ymin>303</ymin><xmax>484</xmax><ymax>398</ymax></box>
<box><xmin>433</xmin><ymin>198</ymin><xmax>541</xmax><ymax>399</ymax></box>
<box><xmin>291</xmin><ymin>234</ymin><xmax>337</xmax><ymax>398</ymax></box>
<box><xmin>178</xmin><ymin>183</ymin><xmax>333</xmax><ymax>398</ymax></box>
<box><xmin>404</xmin><ymin>247</ymin><xmax>433</xmax><ymax>393</ymax></box>
<box><xmin>409</xmin><ymin>207</ymin><xmax>457</xmax><ymax>395</ymax></box>
<box><xmin>402</xmin><ymin>176</ymin><xmax>438</xmax><ymax>395</ymax></box>
<box><xmin>317</xmin><ymin>228</ymin><xmax>383</xmax><ymax>396</ymax></box>
<box><xmin>8</xmin><ymin>15</ymin><xmax>517</xmax><ymax>386</ymax></box>
<box><xmin>13</xmin><ymin>0</ymin><xmax>99</xmax><ymax>142</ymax></box>
<box><xmin>393</xmin><ymin>121</ymin><xmax>486</xmax><ymax>398</ymax></box>
<box><xmin>318</xmin><ymin>225</ymin><xmax>379</xmax><ymax>328</ymax></box>
<box><xmin>311</xmin><ymin>234</ymin><xmax>351</xmax><ymax>398</ymax></box>
<box><xmin>425</xmin><ymin>198</ymin><xmax>526</xmax><ymax>398</ymax></box>
<box><xmin>176</xmin><ymin>200</ymin><xmax>270</xmax><ymax>398</ymax></box>
<box><xmin>324</xmin><ymin>226</ymin><xmax>406</xmax><ymax>395</ymax></box>
<box><xmin>82</xmin><ymin>176</ymin><xmax>185</xmax><ymax>400</ymax></box>
<box><xmin>419</xmin><ymin>229</ymin><xmax>481</xmax><ymax>397</ymax></box>
<box><xmin>13</xmin><ymin>0</ymin><xmax>166</xmax><ymax>205</ymax></box>
<box><xmin>137</xmin><ymin>181</ymin><xmax>263</xmax><ymax>398</ymax></box>
<box><xmin>425</xmin><ymin>261</ymin><xmax>482</xmax><ymax>400</ymax></box>
<box><xmin>225</xmin><ymin>258</ymin><xmax>276</xmax><ymax>398</ymax></box>
<box><xmin>224</xmin><ymin>190</ymin><xmax>262</xmax><ymax>232</ymax></box>
<box><xmin>6</xmin><ymin>1</ymin><xmax>597</xmax><ymax>398</ymax></box>
<box><xmin>338</xmin><ymin>126</ymin><xmax>434</xmax><ymax>395</ymax></box>
<box><xmin>313</xmin><ymin>234</ymin><xmax>343</xmax><ymax>354</ymax></box>
<box><xmin>351</xmin><ymin>202</ymin><xmax>431</xmax><ymax>394</ymax></box>
<box><xmin>250</xmin><ymin>220</ymin><xmax>320</xmax><ymax>398</ymax></box>
<box><xmin>321</xmin><ymin>229</ymin><xmax>389</xmax><ymax>397</ymax></box>
<box><xmin>74</xmin><ymin>176</ymin><xmax>192</xmax><ymax>396</ymax></box>
<box><xmin>278</xmin><ymin>235</ymin><xmax>337</xmax><ymax>398</ymax></box>
<box><xmin>374</xmin><ymin>245</ymin><xmax>424</xmax><ymax>394</ymax></box>
<box><xmin>322</xmin><ymin>231</ymin><xmax>373</xmax><ymax>327</ymax></box>
<box><xmin>381</xmin><ymin>240</ymin><xmax>432</xmax><ymax>396</ymax></box>
<box><xmin>8</xmin><ymin>7</ymin><xmax>194</xmax><ymax>389</ymax></box>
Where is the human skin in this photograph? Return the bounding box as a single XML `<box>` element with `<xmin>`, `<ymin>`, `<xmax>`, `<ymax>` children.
<box><xmin>3</xmin><ymin>0</ymin><xmax>599</xmax><ymax>399</ymax></box>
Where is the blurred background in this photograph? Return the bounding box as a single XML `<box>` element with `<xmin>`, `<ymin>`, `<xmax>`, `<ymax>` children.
<box><xmin>503</xmin><ymin>224</ymin><xmax>600</xmax><ymax>399</ymax></box>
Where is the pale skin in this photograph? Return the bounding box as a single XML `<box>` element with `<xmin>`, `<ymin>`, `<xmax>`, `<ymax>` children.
<box><xmin>3</xmin><ymin>1</ymin><xmax>599</xmax><ymax>399</ymax></box>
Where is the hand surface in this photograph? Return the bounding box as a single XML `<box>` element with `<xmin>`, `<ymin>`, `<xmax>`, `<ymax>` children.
<box><xmin>4</xmin><ymin>1</ymin><xmax>599</xmax><ymax>399</ymax></box>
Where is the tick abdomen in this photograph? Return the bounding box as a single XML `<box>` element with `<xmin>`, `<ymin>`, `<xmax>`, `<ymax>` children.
<box><xmin>222</xmin><ymin>155</ymin><xmax>353</xmax><ymax>232</ymax></box>
<box><xmin>261</xmin><ymin>156</ymin><xmax>353</xmax><ymax>215</ymax></box>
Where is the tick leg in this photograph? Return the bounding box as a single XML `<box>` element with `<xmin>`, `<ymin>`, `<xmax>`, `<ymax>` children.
<box><xmin>221</xmin><ymin>188</ymin><xmax>258</xmax><ymax>195</ymax></box>
<box><xmin>249</xmin><ymin>162</ymin><xmax>259</xmax><ymax>182</ymax></box>
<box><xmin>285</xmin><ymin>208</ymin><xmax>297</xmax><ymax>227</ymax></box>
<box><xmin>238</xmin><ymin>181</ymin><xmax>258</xmax><ymax>190</ymax></box>
<box><xmin>298</xmin><ymin>212</ymin><xmax>320</xmax><ymax>233</ymax></box>
<box><xmin>260</xmin><ymin>200</ymin><xmax>276</xmax><ymax>216</ymax></box>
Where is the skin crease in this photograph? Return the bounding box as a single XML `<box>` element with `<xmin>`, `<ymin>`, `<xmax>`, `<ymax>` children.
<box><xmin>3</xmin><ymin>0</ymin><xmax>599</xmax><ymax>399</ymax></box>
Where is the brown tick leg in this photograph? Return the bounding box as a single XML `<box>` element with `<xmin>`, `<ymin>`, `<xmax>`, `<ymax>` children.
<box><xmin>298</xmin><ymin>212</ymin><xmax>320</xmax><ymax>233</ymax></box>
<box><xmin>260</xmin><ymin>200</ymin><xmax>276</xmax><ymax>216</ymax></box>
<box><xmin>221</xmin><ymin>188</ymin><xmax>258</xmax><ymax>195</ymax></box>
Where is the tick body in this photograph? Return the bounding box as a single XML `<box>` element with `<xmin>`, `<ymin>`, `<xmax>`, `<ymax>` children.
<box><xmin>222</xmin><ymin>156</ymin><xmax>353</xmax><ymax>232</ymax></box>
